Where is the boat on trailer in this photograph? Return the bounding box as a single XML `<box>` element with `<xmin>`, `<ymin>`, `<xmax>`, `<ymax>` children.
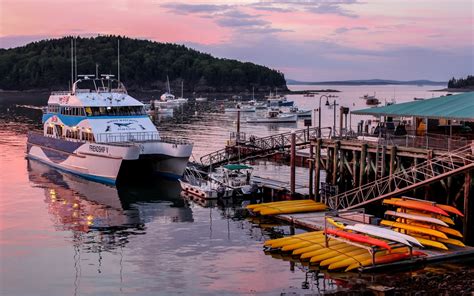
<box><xmin>26</xmin><ymin>76</ymin><xmax>193</xmax><ymax>185</ymax></box>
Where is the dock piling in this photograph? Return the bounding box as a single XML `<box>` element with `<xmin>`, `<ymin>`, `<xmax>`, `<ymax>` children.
<box><xmin>290</xmin><ymin>132</ymin><xmax>296</xmax><ymax>196</ymax></box>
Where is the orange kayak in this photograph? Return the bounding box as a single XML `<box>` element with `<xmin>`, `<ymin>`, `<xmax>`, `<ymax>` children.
<box><xmin>325</xmin><ymin>229</ymin><xmax>391</xmax><ymax>251</ymax></box>
<box><xmin>345</xmin><ymin>251</ymin><xmax>426</xmax><ymax>271</ymax></box>
<box><xmin>384</xmin><ymin>199</ymin><xmax>449</xmax><ymax>216</ymax></box>
<box><xmin>391</xmin><ymin>198</ymin><xmax>463</xmax><ymax>217</ymax></box>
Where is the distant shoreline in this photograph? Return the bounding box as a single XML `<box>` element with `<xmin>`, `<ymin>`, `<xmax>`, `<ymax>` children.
<box><xmin>431</xmin><ymin>87</ymin><xmax>474</xmax><ymax>92</ymax></box>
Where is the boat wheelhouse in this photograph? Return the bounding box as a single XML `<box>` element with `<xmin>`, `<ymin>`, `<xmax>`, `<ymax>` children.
<box><xmin>26</xmin><ymin>76</ymin><xmax>193</xmax><ymax>184</ymax></box>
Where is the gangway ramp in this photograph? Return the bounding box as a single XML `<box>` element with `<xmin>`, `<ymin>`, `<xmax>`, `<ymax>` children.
<box><xmin>326</xmin><ymin>144</ymin><xmax>474</xmax><ymax>210</ymax></box>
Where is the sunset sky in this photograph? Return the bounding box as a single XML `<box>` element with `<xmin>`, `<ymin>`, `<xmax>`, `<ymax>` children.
<box><xmin>0</xmin><ymin>0</ymin><xmax>472</xmax><ymax>81</ymax></box>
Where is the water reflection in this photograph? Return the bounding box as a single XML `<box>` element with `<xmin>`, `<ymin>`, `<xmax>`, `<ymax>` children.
<box><xmin>27</xmin><ymin>159</ymin><xmax>193</xmax><ymax>252</ymax></box>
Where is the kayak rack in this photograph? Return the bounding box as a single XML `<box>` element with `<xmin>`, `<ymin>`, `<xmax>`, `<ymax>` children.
<box><xmin>323</xmin><ymin>209</ymin><xmax>414</xmax><ymax>267</ymax></box>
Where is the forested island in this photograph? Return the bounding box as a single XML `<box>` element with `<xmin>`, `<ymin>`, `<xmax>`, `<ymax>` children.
<box><xmin>0</xmin><ymin>36</ymin><xmax>287</xmax><ymax>93</ymax></box>
<box><xmin>447</xmin><ymin>76</ymin><xmax>474</xmax><ymax>90</ymax></box>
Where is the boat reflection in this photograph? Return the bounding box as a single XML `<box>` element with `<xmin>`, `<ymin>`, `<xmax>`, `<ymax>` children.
<box><xmin>27</xmin><ymin>159</ymin><xmax>193</xmax><ymax>249</ymax></box>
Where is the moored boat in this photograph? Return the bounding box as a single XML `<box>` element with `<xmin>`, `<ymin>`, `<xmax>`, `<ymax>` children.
<box><xmin>247</xmin><ymin>107</ymin><xmax>297</xmax><ymax>123</ymax></box>
<box><xmin>26</xmin><ymin>76</ymin><xmax>193</xmax><ymax>184</ymax></box>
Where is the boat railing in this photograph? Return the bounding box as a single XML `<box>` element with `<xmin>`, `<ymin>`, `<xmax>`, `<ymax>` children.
<box><xmin>95</xmin><ymin>132</ymin><xmax>192</xmax><ymax>145</ymax></box>
<box><xmin>50</xmin><ymin>91</ymin><xmax>71</xmax><ymax>95</ymax></box>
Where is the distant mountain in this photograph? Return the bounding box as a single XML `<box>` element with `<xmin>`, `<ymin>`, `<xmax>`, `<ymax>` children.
<box><xmin>287</xmin><ymin>79</ymin><xmax>447</xmax><ymax>86</ymax></box>
<box><xmin>0</xmin><ymin>36</ymin><xmax>288</xmax><ymax>92</ymax></box>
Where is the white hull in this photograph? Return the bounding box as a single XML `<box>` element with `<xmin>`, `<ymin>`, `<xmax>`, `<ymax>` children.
<box><xmin>179</xmin><ymin>180</ymin><xmax>234</xmax><ymax>199</ymax></box>
<box><xmin>27</xmin><ymin>133</ymin><xmax>193</xmax><ymax>184</ymax></box>
<box><xmin>225</xmin><ymin>107</ymin><xmax>256</xmax><ymax>112</ymax></box>
<box><xmin>247</xmin><ymin>114</ymin><xmax>297</xmax><ymax>123</ymax></box>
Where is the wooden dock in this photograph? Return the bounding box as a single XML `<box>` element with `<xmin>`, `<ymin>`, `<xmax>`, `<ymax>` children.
<box><xmin>261</xmin><ymin>211</ymin><xmax>474</xmax><ymax>272</ymax></box>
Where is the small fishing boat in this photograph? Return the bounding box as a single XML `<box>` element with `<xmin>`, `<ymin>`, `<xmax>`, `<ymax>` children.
<box><xmin>248</xmin><ymin>99</ymin><xmax>267</xmax><ymax>109</ymax></box>
<box><xmin>247</xmin><ymin>107</ymin><xmax>297</xmax><ymax>123</ymax></box>
<box><xmin>195</xmin><ymin>97</ymin><xmax>208</xmax><ymax>102</ymax></box>
<box><xmin>360</xmin><ymin>94</ymin><xmax>380</xmax><ymax>106</ymax></box>
<box><xmin>179</xmin><ymin>179</ymin><xmax>233</xmax><ymax>199</ymax></box>
<box><xmin>266</xmin><ymin>89</ymin><xmax>294</xmax><ymax>107</ymax></box>
<box><xmin>303</xmin><ymin>93</ymin><xmax>315</xmax><ymax>97</ymax></box>
<box><xmin>283</xmin><ymin>106</ymin><xmax>311</xmax><ymax>118</ymax></box>
<box><xmin>208</xmin><ymin>164</ymin><xmax>254</xmax><ymax>195</ymax></box>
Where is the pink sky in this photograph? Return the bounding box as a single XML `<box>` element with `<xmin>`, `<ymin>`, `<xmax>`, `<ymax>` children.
<box><xmin>0</xmin><ymin>0</ymin><xmax>472</xmax><ymax>80</ymax></box>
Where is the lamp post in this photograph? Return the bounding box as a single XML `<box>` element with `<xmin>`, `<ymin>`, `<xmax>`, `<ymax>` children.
<box><xmin>318</xmin><ymin>95</ymin><xmax>329</xmax><ymax>138</ymax></box>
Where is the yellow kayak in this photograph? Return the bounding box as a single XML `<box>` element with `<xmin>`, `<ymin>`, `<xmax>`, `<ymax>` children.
<box><xmin>264</xmin><ymin>231</ymin><xmax>323</xmax><ymax>247</ymax></box>
<box><xmin>293</xmin><ymin>240</ymin><xmax>344</xmax><ymax>255</ymax></box>
<box><xmin>380</xmin><ymin>220</ymin><xmax>448</xmax><ymax>239</ymax></box>
<box><xmin>330</xmin><ymin>247</ymin><xmax>408</xmax><ymax>271</ymax></box>
<box><xmin>407</xmin><ymin>221</ymin><xmax>463</xmax><ymax>238</ymax></box>
<box><xmin>251</xmin><ymin>200</ymin><xmax>323</xmax><ymax>212</ymax></box>
<box><xmin>409</xmin><ymin>233</ymin><xmax>465</xmax><ymax>248</ymax></box>
<box><xmin>310</xmin><ymin>246</ymin><xmax>362</xmax><ymax>263</ymax></box>
<box><xmin>326</xmin><ymin>217</ymin><xmax>346</xmax><ymax>229</ymax></box>
<box><xmin>319</xmin><ymin>249</ymin><xmax>368</xmax><ymax>267</ymax></box>
<box><xmin>259</xmin><ymin>204</ymin><xmax>327</xmax><ymax>215</ymax></box>
<box><xmin>247</xmin><ymin>200</ymin><xmax>315</xmax><ymax>210</ymax></box>
<box><xmin>252</xmin><ymin>202</ymin><xmax>318</xmax><ymax>213</ymax></box>
<box><xmin>281</xmin><ymin>237</ymin><xmax>328</xmax><ymax>252</ymax></box>
<box><xmin>407</xmin><ymin>235</ymin><xmax>448</xmax><ymax>250</ymax></box>
<box><xmin>299</xmin><ymin>242</ymin><xmax>352</xmax><ymax>259</ymax></box>
<box><xmin>344</xmin><ymin>248</ymin><xmax>412</xmax><ymax>271</ymax></box>
<box><xmin>269</xmin><ymin>234</ymin><xmax>324</xmax><ymax>249</ymax></box>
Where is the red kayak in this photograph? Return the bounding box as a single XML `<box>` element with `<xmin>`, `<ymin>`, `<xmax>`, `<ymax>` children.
<box><xmin>373</xmin><ymin>251</ymin><xmax>427</xmax><ymax>265</ymax></box>
<box><xmin>325</xmin><ymin>229</ymin><xmax>391</xmax><ymax>250</ymax></box>
<box><xmin>384</xmin><ymin>199</ymin><xmax>449</xmax><ymax>216</ymax></box>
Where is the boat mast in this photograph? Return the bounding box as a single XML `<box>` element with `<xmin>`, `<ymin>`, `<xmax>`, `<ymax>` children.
<box><xmin>70</xmin><ymin>38</ymin><xmax>73</xmax><ymax>90</ymax></box>
<box><xmin>252</xmin><ymin>86</ymin><xmax>254</xmax><ymax>100</ymax></box>
<box><xmin>181</xmin><ymin>80</ymin><xmax>184</xmax><ymax>97</ymax></box>
<box><xmin>167</xmin><ymin>75</ymin><xmax>171</xmax><ymax>93</ymax></box>
<box><xmin>117</xmin><ymin>38</ymin><xmax>120</xmax><ymax>83</ymax></box>
<box><xmin>74</xmin><ymin>37</ymin><xmax>77</xmax><ymax>81</ymax></box>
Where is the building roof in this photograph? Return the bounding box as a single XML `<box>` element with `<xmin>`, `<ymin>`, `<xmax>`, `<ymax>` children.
<box><xmin>352</xmin><ymin>92</ymin><xmax>474</xmax><ymax>121</ymax></box>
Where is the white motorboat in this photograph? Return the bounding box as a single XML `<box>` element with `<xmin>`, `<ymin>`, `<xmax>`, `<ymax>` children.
<box><xmin>247</xmin><ymin>107</ymin><xmax>297</xmax><ymax>123</ymax></box>
<box><xmin>179</xmin><ymin>179</ymin><xmax>234</xmax><ymax>199</ymax></box>
<box><xmin>195</xmin><ymin>97</ymin><xmax>208</xmax><ymax>102</ymax></box>
<box><xmin>159</xmin><ymin>76</ymin><xmax>187</xmax><ymax>106</ymax></box>
<box><xmin>283</xmin><ymin>106</ymin><xmax>311</xmax><ymax>118</ymax></box>
<box><xmin>266</xmin><ymin>89</ymin><xmax>294</xmax><ymax>107</ymax></box>
<box><xmin>248</xmin><ymin>99</ymin><xmax>267</xmax><ymax>109</ymax></box>
<box><xmin>208</xmin><ymin>164</ymin><xmax>253</xmax><ymax>195</ymax></box>
<box><xmin>27</xmin><ymin>75</ymin><xmax>193</xmax><ymax>184</ymax></box>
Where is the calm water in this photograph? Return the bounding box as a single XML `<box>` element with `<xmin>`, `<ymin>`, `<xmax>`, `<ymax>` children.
<box><xmin>1</xmin><ymin>85</ymin><xmax>470</xmax><ymax>295</ymax></box>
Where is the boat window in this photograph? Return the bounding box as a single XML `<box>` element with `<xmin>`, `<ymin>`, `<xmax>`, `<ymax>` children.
<box><xmin>81</xmin><ymin>132</ymin><xmax>95</xmax><ymax>142</ymax></box>
<box><xmin>46</xmin><ymin>126</ymin><xmax>54</xmax><ymax>135</ymax></box>
<box><xmin>59</xmin><ymin>107</ymin><xmax>86</xmax><ymax>116</ymax></box>
<box><xmin>84</xmin><ymin>106</ymin><xmax>145</xmax><ymax>116</ymax></box>
<box><xmin>47</xmin><ymin>104</ymin><xmax>60</xmax><ymax>113</ymax></box>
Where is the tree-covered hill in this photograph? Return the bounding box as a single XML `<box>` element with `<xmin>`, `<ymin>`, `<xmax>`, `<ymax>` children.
<box><xmin>448</xmin><ymin>75</ymin><xmax>474</xmax><ymax>90</ymax></box>
<box><xmin>0</xmin><ymin>36</ymin><xmax>287</xmax><ymax>92</ymax></box>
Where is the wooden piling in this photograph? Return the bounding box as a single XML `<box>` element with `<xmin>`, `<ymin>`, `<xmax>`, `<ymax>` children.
<box><xmin>352</xmin><ymin>150</ymin><xmax>358</xmax><ymax>187</ymax></box>
<box><xmin>389</xmin><ymin>146</ymin><xmax>397</xmax><ymax>190</ymax></box>
<box><xmin>332</xmin><ymin>141</ymin><xmax>340</xmax><ymax>185</ymax></box>
<box><xmin>314</xmin><ymin>139</ymin><xmax>322</xmax><ymax>202</ymax></box>
<box><xmin>290</xmin><ymin>132</ymin><xmax>296</xmax><ymax>196</ymax></box>
<box><xmin>309</xmin><ymin>144</ymin><xmax>314</xmax><ymax>199</ymax></box>
<box><xmin>359</xmin><ymin>143</ymin><xmax>367</xmax><ymax>187</ymax></box>
<box><xmin>463</xmin><ymin>171</ymin><xmax>471</xmax><ymax>242</ymax></box>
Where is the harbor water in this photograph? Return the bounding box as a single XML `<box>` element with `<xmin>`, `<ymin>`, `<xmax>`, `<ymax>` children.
<box><xmin>1</xmin><ymin>85</ymin><xmax>472</xmax><ymax>295</ymax></box>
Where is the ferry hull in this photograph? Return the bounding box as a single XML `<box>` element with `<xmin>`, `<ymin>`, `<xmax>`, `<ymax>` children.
<box><xmin>27</xmin><ymin>132</ymin><xmax>192</xmax><ymax>184</ymax></box>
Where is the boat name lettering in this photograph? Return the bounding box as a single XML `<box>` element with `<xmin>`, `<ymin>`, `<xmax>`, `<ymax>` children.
<box><xmin>89</xmin><ymin>145</ymin><xmax>108</xmax><ymax>153</ymax></box>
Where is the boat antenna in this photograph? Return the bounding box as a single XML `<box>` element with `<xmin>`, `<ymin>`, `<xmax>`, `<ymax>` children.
<box><xmin>70</xmin><ymin>38</ymin><xmax>74</xmax><ymax>90</ymax></box>
<box><xmin>252</xmin><ymin>86</ymin><xmax>254</xmax><ymax>100</ymax></box>
<box><xmin>74</xmin><ymin>37</ymin><xmax>77</xmax><ymax>81</ymax></box>
<box><xmin>117</xmin><ymin>38</ymin><xmax>120</xmax><ymax>83</ymax></box>
<box><xmin>167</xmin><ymin>75</ymin><xmax>171</xmax><ymax>93</ymax></box>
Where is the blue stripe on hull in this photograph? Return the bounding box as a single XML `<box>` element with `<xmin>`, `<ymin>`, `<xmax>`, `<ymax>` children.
<box><xmin>28</xmin><ymin>132</ymin><xmax>83</xmax><ymax>154</ymax></box>
<box><xmin>27</xmin><ymin>154</ymin><xmax>116</xmax><ymax>185</ymax></box>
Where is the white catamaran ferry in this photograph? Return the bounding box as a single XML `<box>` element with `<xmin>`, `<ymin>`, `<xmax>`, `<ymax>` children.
<box><xmin>26</xmin><ymin>76</ymin><xmax>193</xmax><ymax>184</ymax></box>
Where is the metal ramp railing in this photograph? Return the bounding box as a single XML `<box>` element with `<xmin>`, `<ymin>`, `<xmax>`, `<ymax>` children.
<box><xmin>199</xmin><ymin>127</ymin><xmax>330</xmax><ymax>169</ymax></box>
<box><xmin>326</xmin><ymin>143</ymin><xmax>474</xmax><ymax>210</ymax></box>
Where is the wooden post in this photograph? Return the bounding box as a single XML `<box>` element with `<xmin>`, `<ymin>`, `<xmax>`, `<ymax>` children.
<box><xmin>290</xmin><ymin>132</ymin><xmax>296</xmax><ymax>196</ymax></box>
<box><xmin>463</xmin><ymin>171</ymin><xmax>471</xmax><ymax>242</ymax></box>
<box><xmin>352</xmin><ymin>150</ymin><xmax>358</xmax><ymax>188</ymax></box>
<box><xmin>309</xmin><ymin>144</ymin><xmax>314</xmax><ymax>199</ymax></box>
<box><xmin>389</xmin><ymin>146</ymin><xmax>397</xmax><ymax>190</ymax></box>
<box><xmin>332</xmin><ymin>141</ymin><xmax>340</xmax><ymax>185</ymax></box>
<box><xmin>359</xmin><ymin>143</ymin><xmax>367</xmax><ymax>187</ymax></box>
<box><xmin>315</xmin><ymin>139</ymin><xmax>322</xmax><ymax>202</ymax></box>
<box><xmin>339</xmin><ymin>106</ymin><xmax>344</xmax><ymax>137</ymax></box>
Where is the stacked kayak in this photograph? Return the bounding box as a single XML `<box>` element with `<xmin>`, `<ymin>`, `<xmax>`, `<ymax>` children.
<box><xmin>382</xmin><ymin>197</ymin><xmax>465</xmax><ymax>250</ymax></box>
<box><xmin>246</xmin><ymin>200</ymin><xmax>327</xmax><ymax>216</ymax></box>
<box><xmin>263</xmin><ymin>226</ymin><xmax>426</xmax><ymax>272</ymax></box>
